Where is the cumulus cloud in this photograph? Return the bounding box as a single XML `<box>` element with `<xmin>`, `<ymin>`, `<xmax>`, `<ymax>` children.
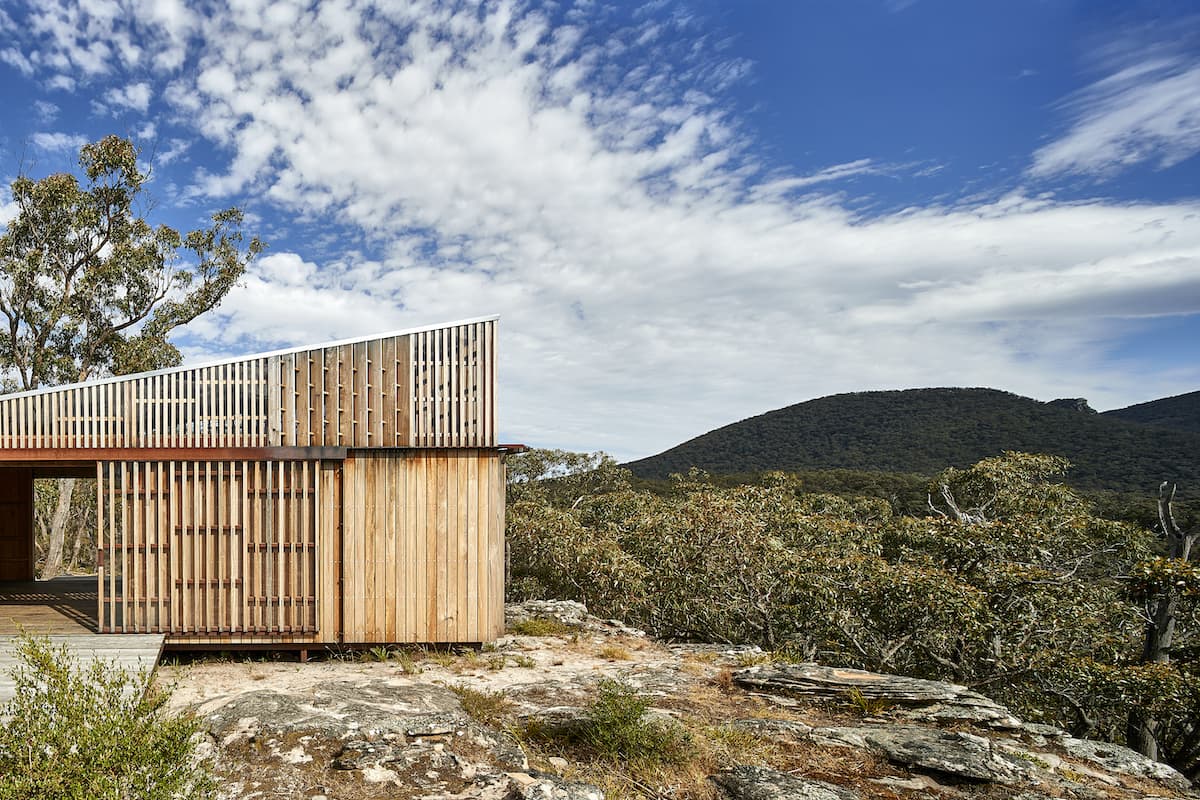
<box><xmin>29</xmin><ymin>131</ymin><xmax>88</xmax><ymax>151</ymax></box>
<box><xmin>1032</xmin><ymin>56</ymin><xmax>1200</xmax><ymax>178</ymax></box>
<box><xmin>10</xmin><ymin>0</ymin><xmax>195</xmax><ymax>79</ymax></box>
<box><xmin>103</xmin><ymin>80</ymin><xmax>151</xmax><ymax>112</ymax></box>
<box><xmin>3</xmin><ymin>0</ymin><xmax>1200</xmax><ymax>458</ymax></box>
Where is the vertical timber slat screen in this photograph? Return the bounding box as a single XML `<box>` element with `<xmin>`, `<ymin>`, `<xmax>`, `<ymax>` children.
<box><xmin>98</xmin><ymin>460</ymin><xmax>319</xmax><ymax>635</ymax></box>
<box><xmin>0</xmin><ymin>319</ymin><xmax>495</xmax><ymax>449</ymax></box>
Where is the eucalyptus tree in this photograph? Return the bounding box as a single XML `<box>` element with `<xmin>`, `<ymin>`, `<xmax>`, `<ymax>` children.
<box><xmin>0</xmin><ymin>135</ymin><xmax>263</xmax><ymax>577</ymax></box>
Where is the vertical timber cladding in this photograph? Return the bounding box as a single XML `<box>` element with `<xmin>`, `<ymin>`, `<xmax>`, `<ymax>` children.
<box><xmin>341</xmin><ymin>449</ymin><xmax>505</xmax><ymax>644</ymax></box>
<box><xmin>97</xmin><ymin>460</ymin><xmax>323</xmax><ymax>637</ymax></box>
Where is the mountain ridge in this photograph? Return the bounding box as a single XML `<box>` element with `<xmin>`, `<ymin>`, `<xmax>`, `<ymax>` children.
<box><xmin>626</xmin><ymin>387</ymin><xmax>1200</xmax><ymax>490</ymax></box>
<box><xmin>1103</xmin><ymin>389</ymin><xmax>1200</xmax><ymax>433</ymax></box>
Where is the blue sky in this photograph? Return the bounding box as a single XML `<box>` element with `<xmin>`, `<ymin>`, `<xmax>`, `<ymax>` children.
<box><xmin>0</xmin><ymin>0</ymin><xmax>1198</xmax><ymax>460</ymax></box>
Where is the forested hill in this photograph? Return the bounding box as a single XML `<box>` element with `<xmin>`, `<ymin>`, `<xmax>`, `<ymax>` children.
<box><xmin>1103</xmin><ymin>390</ymin><xmax>1200</xmax><ymax>433</ymax></box>
<box><xmin>625</xmin><ymin>388</ymin><xmax>1200</xmax><ymax>490</ymax></box>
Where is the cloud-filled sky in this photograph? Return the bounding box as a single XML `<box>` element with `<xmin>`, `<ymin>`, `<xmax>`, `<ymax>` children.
<box><xmin>0</xmin><ymin>0</ymin><xmax>1198</xmax><ymax>460</ymax></box>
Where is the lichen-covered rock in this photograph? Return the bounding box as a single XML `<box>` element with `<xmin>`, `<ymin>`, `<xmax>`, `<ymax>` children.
<box><xmin>1061</xmin><ymin>736</ymin><xmax>1192</xmax><ymax>791</ymax></box>
<box><xmin>733</xmin><ymin>663</ymin><xmax>1022</xmax><ymax>728</ymax></box>
<box><xmin>712</xmin><ymin>766</ymin><xmax>860</xmax><ymax>800</ymax></box>
<box><xmin>174</xmin><ymin>604</ymin><xmax>1199</xmax><ymax>800</ymax></box>
<box><xmin>204</xmin><ymin>679</ymin><xmax>470</xmax><ymax>742</ymax></box>
<box><xmin>520</xmin><ymin>705</ymin><xmax>591</xmax><ymax>739</ymax></box>
<box><xmin>812</xmin><ymin>724</ymin><xmax>1033</xmax><ymax>784</ymax></box>
<box><xmin>511</xmin><ymin>772</ymin><xmax>606</xmax><ymax>800</ymax></box>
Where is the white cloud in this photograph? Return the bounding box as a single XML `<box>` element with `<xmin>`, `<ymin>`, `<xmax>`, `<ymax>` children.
<box><xmin>0</xmin><ymin>198</ymin><xmax>19</xmax><ymax>228</ymax></box>
<box><xmin>153</xmin><ymin>137</ymin><xmax>190</xmax><ymax>167</ymax></box>
<box><xmin>104</xmin><ymin>80</ymin><xmax>152</xmax><ymax>112</ymax></box>
<box><xmin>0</xmin><ymin>47</ymin><xmax>34</xmax><ymax>76</ymax></box>
<box><xmin>29</xmin><ymin>131</ymin><xmax>88</xmax><ymax>151</ymax></box>
<box><xmin>33</xmin><ymin>99</ymin><xmax>59</xmax><ymax>122</ymax></box>
<box><xmin>1032</xmin><ymin>56</ymin><xmax>1200</xmax><ymax>178</ymax></box>
<box><xmin>4</xmin><ymin>1</ymin><xmax>1200</xmax><ymax>459</ymax></box>
<box><xmin>46</xmin><ymin>74</ymin><xmax>75</xmax><ymax>91</ymax></box>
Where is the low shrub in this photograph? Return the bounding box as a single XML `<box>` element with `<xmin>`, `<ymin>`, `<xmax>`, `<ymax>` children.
<box><xmin>0</xmin><ymin>633</ymin><xmax>214</xmax><ymax>800</ymax></box>
<box><xmin>584</xmin><ymin>679</ymin><xmax>690</xmax><ymax>764</ymax></box>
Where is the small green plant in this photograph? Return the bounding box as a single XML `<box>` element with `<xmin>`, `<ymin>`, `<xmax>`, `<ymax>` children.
<box><xmin>843</xmin><ymin>687</ymin><xmax>893</xmax><ymax>716</ymax></box>
<box><xmin>0</xmin><ymin>633</ymin><xmax>216</xmax><ymax>799</ymax></box>
<box><xmin>485</xmin><ymin>654</ymin><xmax>508</xmax><ymax>671</ymax></box>
<box><xmin>512</xmin><ymin>654</ymin><xmax>537</xmax><ymax>668</ymax></box>
<box><xmin>508</xmin><ymin>617</ymin><xmax>579</xmax><ymax>637</ymax></box>
<box><xmin>366</xmin><ymin>645</ymin><xmax>392</xmax><ymax>662</ymax></box>
<box><xmin>424</xmin><ymin>647</ymin><xmax>458</xmax><ymax>668</ymax></box>
<box><xmin>392</xmin><ymin>649</ymin><xmax>422</xmax><ymax>674</ymax></box>
<box><xmin>583</xmin><ymin>679</ymin><xmax>690</xmax><ymax>764</ymax></box>
<box><xmin>450</xmin><ymin>684</ymin><xmax>512</xmax><ymax>726</ymax></box>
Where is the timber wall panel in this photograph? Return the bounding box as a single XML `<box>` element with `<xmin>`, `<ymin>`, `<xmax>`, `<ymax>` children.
<box><xmin>341</xmin><ymin>449</ymin><xmax>504</xmax><ymax>644</ymax></box>
<box><xmin>0</xmin><ymin>319</ymin><xmax>495</xmax><ymax>451</ymax></box>
<box><xmin>98</xmin><ymin>460</ymin><xmax>320</xmax><ymax>637</ymax></box>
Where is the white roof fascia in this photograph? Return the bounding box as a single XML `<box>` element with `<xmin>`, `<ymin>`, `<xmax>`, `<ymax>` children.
<box><xmin>0</xmin><ymin>314</ymin><xmax>500</xmax><ymax>401</ymax></box>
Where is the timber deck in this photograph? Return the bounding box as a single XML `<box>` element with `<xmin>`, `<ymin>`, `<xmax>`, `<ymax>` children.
<box><xmin>0</xmin><ymin>633</ymin><xmax>165</xmax><ymax>704</ymax></box>
<box><xmin>0</xmin><ymin>575</ymin><xmax>99</xmax><ymax>635</ymax></box>
<box><xmin>0</xmin><ymin>577</ymin><xmax>162</xmax><ymax>704</ymax></box>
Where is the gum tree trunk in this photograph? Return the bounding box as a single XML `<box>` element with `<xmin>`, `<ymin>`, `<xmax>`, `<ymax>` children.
<box><xmin>39</xmin><ymin>478</ymin><xmax>77</xmax><ymax>579</ymax></box>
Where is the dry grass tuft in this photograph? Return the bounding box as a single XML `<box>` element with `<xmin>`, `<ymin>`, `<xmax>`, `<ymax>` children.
<box><xmin>597</xmin><ymin>644</ymin><xmax>633</xmax><ymax>661</ymax></box>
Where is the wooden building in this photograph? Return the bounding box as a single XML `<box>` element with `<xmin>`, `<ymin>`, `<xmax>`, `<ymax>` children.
<box><xmin>0</xmin><ymin>316</ymin><xmax>508</xmax><ymax>649</ymax></box>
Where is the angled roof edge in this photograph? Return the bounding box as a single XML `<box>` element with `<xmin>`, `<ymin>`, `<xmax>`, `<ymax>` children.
<box><xmin>0</xmin><ymin>314</ymin><xmax>500</xmax><ymax>401</ymax></box>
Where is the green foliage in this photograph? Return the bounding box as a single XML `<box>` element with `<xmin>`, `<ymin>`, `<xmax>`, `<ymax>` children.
<box><xmin>0</xmin><ymin>634</ymin><xmax>214</xmax><ymax>800</ymax></box>
<box><xmin>1128</xmin><ymin>557</ymin><xmax>1200</xmax><ymax>599</ymax></box>
<box><xmin>582</xmin><ymin>680</ymin><xmax>690</xmax><ymax>764</ymax></box>
<box><xmin>624</xmin><ymin>387</ymin><xmax>1200</xmax><ymax>492</ymax></box>
<box><xmin>508</xmin><ymin>450</ymin><xmax>1200</xmax><ymax>780</ymax></box>
<box><xmin>1105</xmin><ymin>390</ymin><xmax>1200</xmax><ymax>433</ymax></box>
<box><xmin>843</xmin><ymin>688</ymin><xmax>894</xmax><ymax>716</ymax></box>
<box><xmin>507</xmin><ymin>448</ymin><xmax>631</xmax><ymax>505</ymax></box>
<box><xmin>0</xmin><ymin>134</ymin><xmax>263</xmax><ymax>389</ymax></box>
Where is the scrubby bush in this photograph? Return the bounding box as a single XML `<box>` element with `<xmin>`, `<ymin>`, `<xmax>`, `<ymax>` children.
<box><xmin>0</xmin><ymin>634</ymin><xmax>214</xmax><ymax>800</ymax></box>
<box><xmin>506</xmin><ymin>448</ymin><xmax>1200</xmax><ymax>782</ymax></box>
<box><xmin>584</xmin><ymin>679</ymin><xmax>690</xmax><ymax>763</ymax></box>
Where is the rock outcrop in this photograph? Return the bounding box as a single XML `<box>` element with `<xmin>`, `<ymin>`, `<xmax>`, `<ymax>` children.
<box><xmin>164</xmin><ymin>600</ymin><xmax>1197</xmax><ymax>800</ymax></box>
<box><xmin>711</xmin><ymin>766</ymin><xmax>861</xmax><ymax>800</ymax></box>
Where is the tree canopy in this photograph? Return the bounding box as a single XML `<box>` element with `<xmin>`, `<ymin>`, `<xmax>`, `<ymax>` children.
<box><xmin>0</xmin><ymin>134</ymin><xmax>263</xmax><ymax>390</ymax></box>
<box><xmin>0</xmin><ymin>134</ymin><xmax>263</xmax><ymax>580</ymax></box>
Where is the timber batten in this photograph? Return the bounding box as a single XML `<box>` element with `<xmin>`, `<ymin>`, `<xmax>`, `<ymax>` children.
<box><xmin>0</xmin><ymin>317</ymin><xmax>496</xmax><ymax>450</ymax></box>
<box><xmin>0</xmin><ymin>317</ymin><xmax>506</xmax><ymax>647</ymax></box>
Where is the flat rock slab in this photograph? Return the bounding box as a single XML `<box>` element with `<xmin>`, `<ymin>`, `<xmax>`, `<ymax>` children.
<box><xmin>204</xmin><ymin>680</ymin><xmax>471</xmax><ymax>742</ymax></box>
<box><xmin>712</xmin><ymin>766</ymin><xmax>861</xmax><ymax>800</ymax></box>
<box><xmin>733</xmin><ymin>663</ymin><xmax>1021</xmax><ymax>728</ymax></box>
<box><xmin>1061</xmin><ymin>736</ymin><xmax>1192</xmax><ymax>791</ymax></box>
<box><xmin>0</xmin><ymin>633</ymin><xmax>164</xmax><ymax>704</ymax></box>
<box><xmin>812</xmin><ymin>724</ymin><xmax>1031</xmax><ymax>784</ymax></box>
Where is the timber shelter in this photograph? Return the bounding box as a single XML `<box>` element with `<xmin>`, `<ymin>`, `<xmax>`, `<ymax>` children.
<box><xmin>0</xmin><ymin>316</ymin><xmax>507</xmax><ymax>650</ymax></box>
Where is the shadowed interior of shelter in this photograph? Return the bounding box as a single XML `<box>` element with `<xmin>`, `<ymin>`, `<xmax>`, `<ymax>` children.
<box><xmin>0</xmin><ymin>576</ymin><xmax>103</xmax><ymax>635</ymax></box>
